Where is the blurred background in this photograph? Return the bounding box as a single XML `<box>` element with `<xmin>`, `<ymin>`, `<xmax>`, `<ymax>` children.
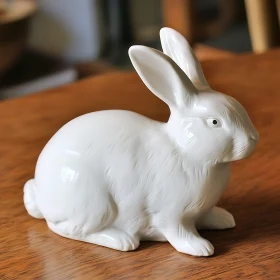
<box><xmin>0</xmin><ymin>0</ymin><xmax>279</xmax><ymax>99</ymax></box>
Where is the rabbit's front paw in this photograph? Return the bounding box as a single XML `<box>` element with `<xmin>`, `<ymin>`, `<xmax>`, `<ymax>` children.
<box><xmin>197</xmin><ymin>207</ymin><xmax>236</xmax><ymax>230</ymax></box>
<box><xmin>178</xmin><ymin>236</ymin><xmax>214</xmax><ymax>257</ymax></box>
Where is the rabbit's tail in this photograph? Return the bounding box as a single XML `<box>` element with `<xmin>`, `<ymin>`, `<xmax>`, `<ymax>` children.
<box><xmin>24</xmin><ymin>179</ymin><xmax>44</xmax><ymax>219</ymax></box>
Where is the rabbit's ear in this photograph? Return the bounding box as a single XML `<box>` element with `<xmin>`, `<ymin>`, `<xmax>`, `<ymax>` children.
<box><xmin>160</xmin><ymin>27</ymin><xmax>210</xmax><ymax>90</ymax></box>
<box><xmin>129</xmin><ymin>45</ymin><xmax>197</xmax><ymax>109</ymax></box>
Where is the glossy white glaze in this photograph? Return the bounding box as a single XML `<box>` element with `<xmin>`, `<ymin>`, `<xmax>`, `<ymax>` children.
<box><xmin>24</xmin><ymin>27</ymin><xmax>258</xmax><ymax>257</ymax></box>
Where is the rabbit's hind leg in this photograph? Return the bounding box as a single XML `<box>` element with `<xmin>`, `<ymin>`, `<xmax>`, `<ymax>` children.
<box><xmin>196</xmin><ymin>207</ymin><xmax>235</xmax><ymax>230</ymax></box>
<box><xmin>47</xmin><ymin>222</ymin><xmax>139</xmax><ymax>251</ymax></box>
<box><xmin>85</xmin><ymin>227</ymin><xmax>140</xmax><ymax>251</ymax></box>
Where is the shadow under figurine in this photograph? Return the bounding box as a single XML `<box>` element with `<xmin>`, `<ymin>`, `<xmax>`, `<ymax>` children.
<box><xmin>24</xmin><ymin>27</ymin><xmax>259</xmax><ymax>257</ymax></box>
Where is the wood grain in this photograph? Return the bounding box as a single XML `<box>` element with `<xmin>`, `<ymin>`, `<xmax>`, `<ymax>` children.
<box><xmin>1</xmin><ymin>50</ymin><xmax>280</xmax><ymax>279</ymax></box>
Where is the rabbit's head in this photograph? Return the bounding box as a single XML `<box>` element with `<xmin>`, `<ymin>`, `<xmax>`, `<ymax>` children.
<box><xmin>129</xmin><ymin>28</ymin><xmax>258</xmax><ymax>164</ymax></box>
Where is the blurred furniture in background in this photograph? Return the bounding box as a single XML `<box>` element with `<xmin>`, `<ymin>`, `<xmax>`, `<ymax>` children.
<box><xmin>163</xmin><ymin>0</ymin><xmax>195</xmax><ymax>43</ymax></box>
<box><xmin>28</xmin><ymin>0</ymin><xmax>103</xmax><ymax>62</ymax></box>
<box><xmin>0</xmin><ymin>50</ymin><xmax>77</xmax><ymax>99</ymax></box>
<box><xmin>163</xmin><ymin>0</ymin><xmax>280</xmax><ymax>53</ymax></box>
<box><xmin>1</xmin><ymin>49</ymin><xmax>280</xmax><ymax>279</ymax></box>
<box><xmin>163</xmin><ymin>0</ymin><xmax>241</xmax><ymax>45</ymax></box>
<box><xmin>245</xmin><ymin>0</ymin><xmax>280</xmax><ymax>53</ymax></box>
<box><xmin>163</xmin><ymin>0</ymin><xmax>237</xmax><ymax>62</ymax></box>
<box><xmin>0</xmin><ymin>0</ymin><xmax>79</xmax><ymax>99</ymax></box>
<box><xmin>0</xmin><ymin>0</ymin><xmax>36</xmax><ymax>74</ymax></box>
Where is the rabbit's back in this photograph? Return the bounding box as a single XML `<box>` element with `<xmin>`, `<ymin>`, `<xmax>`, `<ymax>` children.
<box><xmin>40</xmin><ymin>110</ymin><xmax>153</xmax><ymax>156</ymax></box>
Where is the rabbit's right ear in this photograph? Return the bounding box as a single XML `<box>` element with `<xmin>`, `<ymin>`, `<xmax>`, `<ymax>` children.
<box><xmin>129</xmin><ymin>46</ymin><xmax>197</xmax><ymax>109</ymax></box>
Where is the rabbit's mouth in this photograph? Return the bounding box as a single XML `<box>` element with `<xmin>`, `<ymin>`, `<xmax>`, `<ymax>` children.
<box><xmin>232</xmin><ymin>141</ymin><xmax>257</xmax><ymax>161</ymax></box>
<box><xmin>250</xmin><ymin>137</ymin><xmax>258</xmax><ymax>144</ymax></box>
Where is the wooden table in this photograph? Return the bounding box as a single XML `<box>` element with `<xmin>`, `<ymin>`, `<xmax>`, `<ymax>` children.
<box><xmin>1</xmin><ymin>50</ymin><xmax>280</xmax><ymax>280</ymax></box>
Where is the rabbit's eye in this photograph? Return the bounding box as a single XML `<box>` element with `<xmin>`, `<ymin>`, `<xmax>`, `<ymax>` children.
<box><xmin>207</xmin><ymin>118</ymin><xmax>221</xmax><ymax>128</ymax></box>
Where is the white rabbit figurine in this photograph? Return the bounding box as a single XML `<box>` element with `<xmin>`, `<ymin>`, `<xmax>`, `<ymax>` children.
<box><xmin>24</xmin><ymin>27</ymin><xmax>258</xmax><ymax>257</ymax></box>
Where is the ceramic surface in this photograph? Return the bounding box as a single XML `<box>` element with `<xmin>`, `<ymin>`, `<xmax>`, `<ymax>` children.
<box><xmin>24</xmin><ymin>27</ymin><xmax>258</xmax><ymax>257</ymax></box>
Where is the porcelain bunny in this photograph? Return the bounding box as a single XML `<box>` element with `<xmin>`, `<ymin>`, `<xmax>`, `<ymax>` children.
<box><xmin>24</xmin><ymin>27</ymin><xmax>258</xmax><ymax>257</ymax></box>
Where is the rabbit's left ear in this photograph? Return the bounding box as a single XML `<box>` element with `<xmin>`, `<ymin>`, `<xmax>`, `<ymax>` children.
<box><xmin>160</xmin><ymin>27</ymin><xmax>210</xmax><ymax>90</ymax></box>
<box><xmin>129</xmin><ymin>45</ymin><xmax>197</xmax><ymax>109</ymax></box>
